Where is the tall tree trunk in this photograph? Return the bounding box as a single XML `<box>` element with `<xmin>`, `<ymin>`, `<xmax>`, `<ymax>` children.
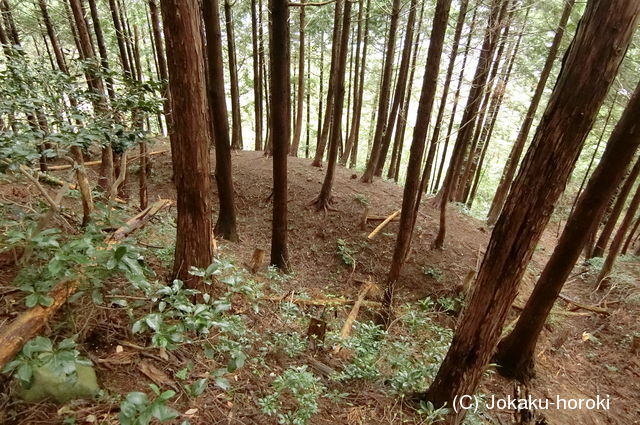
<box><xmin>454</xmin><ymin>6</ymin><xmax>516</xmax><ymax>202</ymax></box>
<box><xmin>68</xmin><ymin>0</ymin><xmax>114</xmax><ymax>194</ymax></box>
<box><xmin>420</xmin><ymin>2</ymin><xmax>639</xmax><ymax>421</ymax></box>
<box><xmin>382</xmin><ymin>0</ymin><xmax>452</xmax><ymax>323</ymax></box>
<box><xmin>160</xmin><ymin>0</ymin><xmax>214</xmax><ymax>288</ymax></box>
<box><xmin>312</xmin><ymin>0</ymin><xmax>351</xmax><ymax>210</ymax></box>
<box><xmin>223</xmin><ymin>0</ymin><xmax>243</xmax><ymax>150</ymax></box>
<box><xmin>360</xmin><ymin>0</ymin><xmax>401</xmax><ymax>183</ymax></box>
<box><xmin>203</xmin><ymin>0</ymin><xmax>239</xmax><ymax>242</ymax></box>
<box><xmin>591</xmin><ymin>156</ymin><xmax>640</xmax><ymax>258</ymax></box>
<box><xmin>464</xmin><ymin>10</ymin><xmax>526</xmax><ymax>205</ymax></box>
<box><xmin>388</xmin><ymin>0</ymin><xmax>425</xmax><ymax>181</ymax></box>
<box><xmin>597</xmin><ymin>179</ymin><xmax>640</xmax><ymax>288</ymax></box>
<box><xmin>373</xmin><ymin>0</ymin><xmax>418</xmax><ymax>177</ymax></box>
<box><xmin>312</xmin><ymin>0</ymin><xmax>342</xmax><ymax>167</ymax></box>
<box><xmin>421</xmin><ymin>0</ymin><xmax>468</xmax><ymax>192</ymax></box>
<box><xmin>269</xmin><ymin>0</ymin><xmax>290</xmax><ymax>271</ymax></box>
<box><xmin>342</xmin><ymin>0</ymin><xmax>370</xmax><ymax>168</ymax></box>
<box><xmin>432</xmin><ymin>4</ymin><xmax>478</xmax><ymax>193</ymax></box>
<box><xmin>622</xmin><ymin>215</ymin><xmax>640</xmax><ymax>255</ymax></box>
<box><xmin>87</xmin><ymin>0</ymin><xmax>115</xmax><ymax>99</ymax></box>
<box><xmin>251</xmin><ymin>0</ymin><xmax>263</xmax><ymax>150</ymax></box>
<box><xmin>108</xmin><ymin>0</ymin><xmax>132</xmax><ymax>78</ymax></box>
<box><xmin>290</xmin><ymin>0</ymin><xmax>305</xmax><ymax>156</ymax></box>
<box><xmin>433</xmin><ymin>0</ymin><xmax>508</xmax><ymax>249</ymax></box>
<box><xmin>494</xmin><ymin>80</ymin><xmax>640</xmax><ymax>383</ymax></box>
<box><xmin>568</xmin><ymin>94</ymin><xmax>617</xmax><ymax>218</ymax></box>
<box><xmin>305</xmin><ymin>33</ymin><xmax>311</xmax><ymax>158</ymax></box>
<box><xmin>487</xmin><ymin>0</ymin><xmax>575</xmax><ymax>225</ymax></box>
<box><xmin>148</xmin><ymin>0</ymin><xmax>171</xmax><ymax>131</ymax></box>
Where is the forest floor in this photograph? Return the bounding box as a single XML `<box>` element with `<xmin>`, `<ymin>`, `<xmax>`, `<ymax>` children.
<box><xmin>0</xmin><ymin>139</ymin><xmax>639</xmax><ymax>425</ymax></box>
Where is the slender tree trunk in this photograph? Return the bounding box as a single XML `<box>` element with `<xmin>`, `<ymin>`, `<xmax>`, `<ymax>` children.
<box><xmin>160</xmin><ymin>0</ymin><xmax>214</xmax><ymax>288</ymax></box>
<box><xmin>622</xmin><ymin>215</ymin><xmax>640</xmax><ymax>255</ymax></box>
<box><xmin>433</xmin><ymin>0</ymin><xmax>508</xmax><ymax>249</ymax></box>
<box><xmin>312</xmin><ymin>0</ymin><xmax>351</xmax><ymax>210</ymax></box>
<box><xmin>493</xmin><ymin>80</ymin><xmax>640</xmax><ymax>382</ymax></box>
<box><xmin>373</xmin><ymin>0</ymin><xmax>418</xmax><ymax>177</ymax></box>
<box><xmin>269</xmin><ymin>0</ymin><xmax>290</xmax><ymax>271</ymax></box>
<box><xmin>432</xmin><ymin>5</ymin><xmax>478</xmax><ymax>193</ymax></box>
<box><xmin>223</xmin><ymin>0</ymin><xmax>243</xmax><ymax>150</ymax></box>
<box><xmin>251</xmin><ymin>0</ymin><xmax>263</xmax><ymax>150</ymax></box>
<box><xmin>339</xmin><ymin>0</ymin><xmax>361</xmax><ymax>166</ymax></box>
<box><xmin>312</xmin><ymin>0</ymin><xmax>342</xmax><ymax>167</ymax></box>
<box><xmin>148</xmin><ymin>0</ymin><xmax>171</xmax><ymax>131</ymax></box>
<box><xmin>420</xmin><ymin>0</ymin><xmax>468</xmax><ymax>192</ymax></box>
<box><xmin>382</xmin><ymin>0</ymin><xmax>452</xmax><ymax>323</ymax></box>
<box><xmin>591</xmin><ymin>156</ymin><xmax>640</xmax><ymax>258</ymax></box>
<box><xmin>420</xmin><ymin>2</ymin><xmax>639</xmax><ymax>421</ymax></box>
<box><xmin>87</xmin><ymin>0</ymin><xmax>115</xmax><ymax>99</ymax></box>
<box><xmin>290</xmin><ymin>0</ymin><xmax>305</xmax><ymax>156</ymax></box>
<box><xmin>305</xmin><ymin>33</ymin><xmax>311</xmax><ymax>158</ymax></box>
<box><xmin>464</xmin><ymin>10</ymin><xmax>526</xmax><ymax>205</ymax></box>
<box><xmin>68</xmin><ymin>0</ymin><xmax>114</xmax><ymax>194</ymax></box>
<box><xmin>454</xmin><ymin>7</ymin><xmax>516</xmax><ymax>202</ymax></box>
<box><xmin>108</xmin><ymin>0</ymin><xmax>132</xmax><ymax>78</ymax></box>
<box><xmin>202</xmin><ymin>0</ymin><xmax>239</xmax><ymax>242</ymax></box>
<box><xmin>487</xmin><ymin>0</ymin><xmax>575</xmax><ymax>225</ymax></box>
<box><xmin>388</xmin><ymin>0</ymin><xmax>425</xmax><ymax>181</ymax></box>
<box><xmin>343</xmin><ymin>0</ymin><xmax>369</xmax><ymax>169</ymax></box>
<box><xmin>598</xmin><ymin>181</ymin><xmax>640</xmax><ymax>288</ymax></box>
<box><xmin>360</xmin><ymin>0</ymin><xmax>401</xmax><ymax>183</ymax></box>
<box><xmin>569</xmin><ymin>95</ymin><xmax>617</xmax><ymax>218</ymax></box>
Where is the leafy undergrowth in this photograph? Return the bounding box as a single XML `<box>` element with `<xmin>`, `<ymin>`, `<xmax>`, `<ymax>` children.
<box><xmin>0</xmin><ymin>205</ymin><xmax>493</xmax><ymax>425</ymax></box>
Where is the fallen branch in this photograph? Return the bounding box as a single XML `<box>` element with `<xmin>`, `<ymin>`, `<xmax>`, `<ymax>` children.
<box><xmin>558</xmin><ymin>293</ymin><xmax>609</xmax><ymax>315</ymax></box>
<box><xmin>107</xmin><ymin>199</ymin><xmax>172</xmax><ymax>243</ymax></box>
<box><xmin>367</xmin><ymin>209</ymin><xmax>401</xmax><ymax>239</ymax></box>
<box><xmin>334</xmin><ymin>281</ymin><xmax>375</xmax><ymax>353</ymax></box>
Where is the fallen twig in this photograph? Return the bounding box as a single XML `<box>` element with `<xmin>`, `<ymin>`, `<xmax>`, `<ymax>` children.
<box><xmin>367</xmin><ymin>209</ymin><xmax>401</xmax><ymax>239</ymax></box>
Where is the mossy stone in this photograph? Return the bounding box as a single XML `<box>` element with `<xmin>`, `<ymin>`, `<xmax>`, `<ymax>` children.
<box><xmin>17</xmin><ymin>363</ymin><xmax>99</xmax><ymax>403</ymax></box>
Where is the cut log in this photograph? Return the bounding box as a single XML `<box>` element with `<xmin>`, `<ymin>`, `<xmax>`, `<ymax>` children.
<box><xmin>0</xmin><ymin>280</ymin><xmax>78</xmax><ymax>369</ymax></box>
<box><xmin>557</xmin><ymin>293</ymin><xmax>609</xmax><ymax>315</ymax></box>
<box><xmin>367</xmin><ymin>209</ymin><xmax>401</xmax><ymax>239</ymax></box>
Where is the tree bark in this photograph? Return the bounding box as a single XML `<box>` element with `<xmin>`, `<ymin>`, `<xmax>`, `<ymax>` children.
<box><xmin>494</xmin><ymin>80</ymin><xmax>640</xmax><ymax>382</ymax></box>
<box><xmin>290</xmin><ymin>0</ymin><xmax>305</xmax><ymax>156</ymax></box>
<box><xmin>432</xmin><ymin>5</ymin><xmax>477</xmax><ymax>193</ymax></box>
<box><xmin>223</xmin><ymin>0</ymin><xmax>243</xmax><ymax>150</ymax></box>
<box><xmin>251</xmin><ymin>0</ymin><xmax>263</xmax><ymax>150</ymax></box>
<box><xmin>597</xmin><ymin>177</ymin><xmax>640</xmax><ymax>289</ymax></box>
<box><xmin>148</xmin><ymin>0</ymin><xmax>171</xmax><ymax>131</ymax></box>
<box><xmin>591</xmin><ymin>155</ymin><xmax>640</xmax><ymax>258</ymax></box>
<box><xmin>486</xmin><ymin>0</ymin><xmax>575</xmax><ymax>225</ymax></box>
<box><xmin>373</xmin><ymin>0</ymin><xmax>418</xmax><ymax>177</ymax></box>
<box><xmin>312</xmin><ymin>0</ymin><xmax>342</xmax><ymax>167</ymax></box>
<box><xmin>312</xmin><ymin>0</ymin><xmax>351</xmax><ymax>210</ymax></box>
<box><xmin>382</xmin><ymin>0</ymin><xmax>452</xmax><ymax>323</ymax></box>
<box><xmin>160</xmin><ymin>0</ymin><xmax>214</xmax><ymax>289</ymax></box>
<box><xmin>203</xmin><ymin>0</ymin><xmax>239</xmax><ymax>242</ymax></box>
<box><xmin>433</xmin><ymin>0</ymin><xmax>508</xmax><ymax>249</ymax></box>
<box><xmin>269</xmin><ymin>0</ymin><xmax>290</xmax><ymax>271</ymax></box>
<box><xmin>360</xmin><ymin>0</ymin><xmax>401</xmax><ymax>183</ymax></box>
<box><xmin>420</xmin><ymin>2</ymin><xmax>639</xmax><ymax>421</ymax></box>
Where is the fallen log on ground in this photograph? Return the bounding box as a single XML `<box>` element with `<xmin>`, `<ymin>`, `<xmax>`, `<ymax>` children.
<box><xmin>367</xmin><ymin>209</ymin><xmax>401</xmax><ymax>239</ymax></box>
<box><xmin>107</xmin><ymin>199</ymin><xmax>172</xmax><ymax>243</ymax></box>
<box><xmin>0</xmin><ymin>199</ymin><xmax>172</xmax><ymax>370</ymax></box>
<box><xmin>334</xmin><ymin>281</ymin><xmax>375</xmax><ymax>354</ymax></box>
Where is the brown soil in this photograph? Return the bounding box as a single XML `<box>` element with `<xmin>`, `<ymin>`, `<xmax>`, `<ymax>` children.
<box><xmin>0</xmin><ymin>142</ymin><xmax>638</xmax><ymax>424</ymax></box>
